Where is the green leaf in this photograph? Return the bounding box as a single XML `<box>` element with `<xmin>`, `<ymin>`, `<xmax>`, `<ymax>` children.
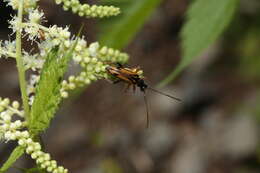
<box><xmin>158</xmin><ymin>0</ymin><xmax>239</xmax><ymax>87</ymax></box>
<box><xmin>29</xmin><ymin>42</ymin><xmax>78</xmax><ymax>135</ymax></box>
<box><xmin>98</xmin><ymin>0</ymin><xmax>162</xmax><ymax>49</ymax></box>
<box><xmin>0</xmin><ymin>146</ymin><xmax>25</xmax><ymax>173</ymax></box>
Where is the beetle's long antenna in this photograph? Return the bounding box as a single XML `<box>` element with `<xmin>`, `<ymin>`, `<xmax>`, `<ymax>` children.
<box><xmin>148</xmin><ymin>87</ymin><xmax>181</xmax><ymax>102</ymax></box>
<box><xmin>143</xmin><ymin>91</ymin><xmax>149</xmax><ymax>128</ymax></box>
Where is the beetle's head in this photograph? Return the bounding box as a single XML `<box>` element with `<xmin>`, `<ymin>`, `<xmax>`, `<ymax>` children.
<box><xmin>137</xmin><ymin>79</ymin><xmax>148</xmax><ymax>92</ymax></box>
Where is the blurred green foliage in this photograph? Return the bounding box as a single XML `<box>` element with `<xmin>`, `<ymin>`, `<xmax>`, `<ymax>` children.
<box><xmin>98</xmin><ymin>0</ymin><xmax>162</xmax><ymax>49</ymax></box>
<box><xmin>101</xmin><ymin>158</ymin><xmax>123</xmax><ymax>173</ymax></box>
<box><xmin>0</xmin><ymin>146</ymin><xmax>24</xmax><ymax>173</ymax></box>
<box><xmin>159</xmin><ymin>0</ymin><xmax>239</xmax><ymax>87</ymax></box>
<box><xmin>239</xmin><ymin>28</ymin><xmax>260</xmax><ymax>79</ymax></box>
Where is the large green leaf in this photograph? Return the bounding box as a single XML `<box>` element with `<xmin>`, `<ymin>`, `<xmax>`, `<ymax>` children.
<box><xmin>98</xmin><ymin>0</ymin><xmax>162</xmax><ymax>49</ymax></box>
<box><xmin>0</xmin><ymin>146</ymin><xmax>24</xmax><ymax>173</ymax></box>
<box><xmin>158</xmin><ymin>0</ymin><xmax>239</xmax><ymax>87</ymax></box>
<box><xmin>29</xmin><ymin>42</ymin><xmax>77</xmax><ymax>135</ymax></box>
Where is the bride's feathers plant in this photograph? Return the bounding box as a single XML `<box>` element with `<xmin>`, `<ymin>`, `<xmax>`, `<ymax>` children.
<box><xmin>0</xmin><ymin>0</ymin><xmax>128</xmax><ymax>172</ymax></box>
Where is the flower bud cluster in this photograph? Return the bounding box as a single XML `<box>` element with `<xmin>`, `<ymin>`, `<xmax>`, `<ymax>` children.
<box><xmin>55</xmin><ymin>0</ymin><xmax>120</xmax><ymax>18</ymax></box>
<box><xmin>60</xmin><ymin>42</ymin><xmax>129</xmax><ymax>98</ymax></box>
<box><xmin>23</xmin><ymin>52</ymin><xmax>44</xmax><ymax>71</ymax></box>
<box><xmin>0</xmin><ymin>40</ymin><xmax>16</xmax><ymax>59</ymax></box>
<box><xmin>0</xmin><ymin>97</ymin><xmax>25</xmax><ymax>140</ymax></box>
<box><xmin>60</xmin><ymin>71</ymin><xmax>101</xmax><ymax>98</ymax></box>
<box><xmin>0</xmin><ymin>97</ymin><xmax>68</xmax><ymax>173</ymax></box>
<box><xmin>4</xmin><ymin>129</ymin><xmax>68</xmax><ymax>173</ymax></box>
<box><xmin>18</xmin><ymin>135</ymin><xmax>68</xmax><ymax>173</ymax></box>
<box><xmin>0</xmin><ymin>97</ymin><xmax>24</xmax><ymax>119</ymax></box>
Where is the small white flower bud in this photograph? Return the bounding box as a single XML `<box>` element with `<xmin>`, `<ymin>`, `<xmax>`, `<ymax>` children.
<box><xmin>40</xmin><ymin>163</ymin><xmax>47</xmax><ymax>169</ymax></box>
<box><xmin>26</xmin><ymin>138</ymin><xmax>33</xmax><ymax>144</ymax></box>
<box><xmin>75</xmin><ymin>45</ymin><xmax>82</xmax><ymax>52</ymax></box>
<box><xmin>44</xmin><ymin>153</ymin><xmax>51</xmax><ymax>161</ymax></box>
<box><xmin>10</xmin><ymin>133</ymin><xmax>16</xmax><ymax>140</ymax></box>
<box><xmin>3</xmin><ymin>115</ymin><xmax>11</xmax><ymax>122</ymax></box>
<box><xmin>68</xmin><ymin>83</ymin><xmax>75</xmax><ymax>90</ymax></box>
<box><xmin>10</xmin><ymin>123</ymin><xmax>16</xmax><ymax>129</ymax></box>
<box><xmin>64</xmin><ymin>40</ymin><xmax>71</xmax><ymax>48</ymax></box>
<box><xmin>36</xmin><ymin>157</ymin><xmax>44</xmax><ymax>164</ymax></box>
<box><xmin>73</xmin><ymin>55</ymin><xmax>82</xmax><ymax>62</ymax></box>
<box><xmin>53</xmin><ymin>169</ymin><xmax>58</xmax><ymax>173</ymax></box>
<box><xmin>61</xmin><ymin>91</ymin><xmax>68</xmax><ymax>98</ymax></box>
<box><xmin>2</xmin><ymin>124</ymin><xmax>9</xmax><ymax>130</ymax></box>
<box><xmin>18</xmin><ymin>139</ymin><xmax>25</xmax><ymax>146</ymax></box>
<box><xmin>36</xmin><ymin>151</ymin><xmax>43</xmax><ymax>156</ymax></box>
<box><xmin>55</xmin><ymin>0</ymin><xmax>62</xmax><ymax>4</ymax></box>
<box><xmin>21</xmin><ymin>131</ymin><xmax>29</xmax><ymax>138</ymax></box>
<box><xmin>63</xmin><ymin>31</ymin><xmax>70</xmax><ymax>38</ymax></box>
<box><xmin>95</xmin><ymin>67</ymin><xmax>101</xmax><ymax>73</ymax></box>
<box><xmin>15</xmin><ymin>131</ymin><xmax>21</xmax><ymax>138</ymax></box>
<box><xmin>100</xmin><ymin>46</ymin><xmax>107</xmax><ymax>54</ymax></box>
<box><xmin>57</xmin><ymin>166</ymin><xmax>64</xmax><ymax>172</ymax></box>
<box><xmin>80</xmin><ymin>72</ymin><xmax>86</xmax><ymax>77</ymax></box>
<box><xmin>31</xmin><ymin>152</ymin><xmax>38</xmax><ymax>159</ymax></box>
<box><xmin>91</xmin><ymin>57</ymin><xmax>98</xmax><ymax>63</ymax></box>
<box><xmin>89</xmin><ymin>74</ymin><xmax>96</xmax><ymax>80</ymax></box>
<box><xmin>68</xmin><ymin>76</ymin><xmax>75</xmax><ymax>82</ymax></box>
<box><xmin>62</xmin><ymin>80</ymin><xmax>68</xmax><ymax>86</ymax></box>
<box><xmin>26</xmin><ymin>146</ymin><xmax>34</xmax><ymax>154</ymax></box>
<box><xmin>14</xmin><ymin>120</ymin><xmax>22</xmax><ymax>127</ymax></box>
<box><xmin>51</xmin><ymin>160</ymin><xmax>57</xmax><ymax>167</ymax></box>
<box><xmin>84</xmin><ymin>79</ymin><xmax>91</xmax><ymax>84</ymax></box>
<box><xmin>12</xmin><ymin>101</ymin><xmax>20</xmax><ymax>109</ymax></box>
<box><xmin>4</xmin><ymin>131</ymin><xmax>12</xmax><ymax>139</ymax></box>
<box><xmin>45</xmin><ymin>160</ymin><xmax>51</xmax><ymax>166</ymax></box>
<box><xmin>34</xmin><ymin>142</ymin><xmax>41</xmax><ymax>151</ymax></box>
<box><xmin>0</xmin><ymin>106</ymin><xmax>4</xmax><ymax>112</ymax></box>
<box><xmin>3</xmin><ymin>98</ymin><xmax>10</xmax><ymax>106</ymax></box>
<box><xmin>84</xmin><ymin>57</ymin><xmax>90</xmax><ymax>63</ymax></box>
<box><xmin>47</xmin><ymin>166</ymin><xmax>53</xmax><ymax>172</ymax></box>
<box><xmin>108</xmin><ymin>48</ymin><xmax>114</xmax><ymax>55</ymax></box>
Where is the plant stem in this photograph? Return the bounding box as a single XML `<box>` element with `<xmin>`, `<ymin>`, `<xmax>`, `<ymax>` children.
<box><xmin>16</xmin><ymin>0</ymin><xmax>30</xmax><ymax>120</ymax></box>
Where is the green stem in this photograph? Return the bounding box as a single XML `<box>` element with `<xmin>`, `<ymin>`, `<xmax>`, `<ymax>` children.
<box><xmin>16</xmin><ymin>0</ymin><xmax>30</xmax><ymax>120</ymax></box>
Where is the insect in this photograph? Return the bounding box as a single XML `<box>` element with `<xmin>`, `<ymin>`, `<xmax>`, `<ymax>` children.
<box><xmin>39</xmin><ymin>29</ymin><xmax>46</xmax><ymax>40</ymax></box>
<box><xmin>106</xmin><ymin>63</ymin><xmax>181</xmax><ymax>128</ymax></box>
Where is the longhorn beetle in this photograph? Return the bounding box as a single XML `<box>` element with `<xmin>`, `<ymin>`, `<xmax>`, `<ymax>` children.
<box><xmin>106</xmin><ymin>63</ymin><xmax>181</xmax><ymax>128</ymax></box>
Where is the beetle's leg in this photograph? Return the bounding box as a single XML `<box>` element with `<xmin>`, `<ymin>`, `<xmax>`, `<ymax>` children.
<box><xmin>124</xmin><ymin>83</ymin><xmax>131</xmax><ymax>93</ymax></box>
<box><xmin>105</xmin><ymin>78</ymin><xmax>121</xmax><ymax>84</ymax></box>
<box><xmin>133</xmin><ymin>84</ymin><xmax>136</xmax><ymax>93</ymax></box>
<box><xmin>113</xmin><ymin>79</ymin><xmax>121</xmax><ymax>84</ymax></box>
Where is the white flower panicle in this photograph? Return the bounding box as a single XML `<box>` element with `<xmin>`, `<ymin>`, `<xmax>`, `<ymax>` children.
<box><xmin>55</xmin><ymin>0</ymin><xmax>120</xmax><ymax>18</ymax></box>
<box><xmin>4</xmin><ymin>0</ymin><xmax>39</xmax><ymax>12</ymax></box>
<box><xmin>1</xmin><ymin>0</ymin><xmax>129</xmax><ymax>109</ymax></box>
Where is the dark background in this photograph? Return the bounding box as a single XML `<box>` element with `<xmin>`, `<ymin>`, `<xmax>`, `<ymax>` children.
<box><xmin>1</xmin><ymin>0</ymin><xmax>260</xmax><ymax>173</ymax></box>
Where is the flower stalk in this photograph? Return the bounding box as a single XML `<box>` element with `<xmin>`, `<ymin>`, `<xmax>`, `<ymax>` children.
<box><xmin>15</xmin><ymin>0</ymin><xmax>30</xmax><ymax>120</ymax></box>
